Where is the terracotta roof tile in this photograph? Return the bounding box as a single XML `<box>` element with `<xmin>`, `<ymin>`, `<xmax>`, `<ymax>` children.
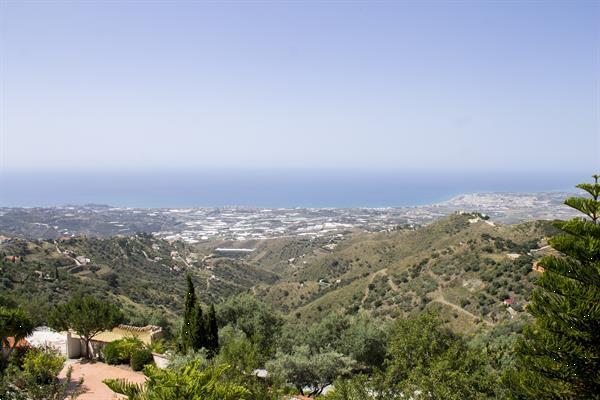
<box><xmin>4</xmin><ymin>337</ymin><xmax>30</xmax><ymax>348</ymax></box>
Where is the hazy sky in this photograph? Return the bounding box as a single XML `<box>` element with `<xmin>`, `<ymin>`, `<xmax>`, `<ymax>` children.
<box><xmin>1</xmin><ymin>0</ymin><xmax>599</xmax><ymax>173</ymax></box>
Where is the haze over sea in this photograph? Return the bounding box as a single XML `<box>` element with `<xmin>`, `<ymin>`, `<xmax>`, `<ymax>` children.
<box><xmin>0</xmin><ymin>170</ymin><xmax>583</xmax><ymax>209</ymax></box>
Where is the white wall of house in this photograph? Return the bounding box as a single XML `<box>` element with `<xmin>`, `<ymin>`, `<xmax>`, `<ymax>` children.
<box><xmin>66</xmin><ymin>332</ymin><xmax>82</xmax><ymax>359</ymax></box>
<box><xmin>26</xmin><ymin>327</ymin><xmax>68</xmax><ymax>356</ymax></box>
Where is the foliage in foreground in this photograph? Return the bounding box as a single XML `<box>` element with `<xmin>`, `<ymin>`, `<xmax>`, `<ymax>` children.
<box><xmin>104</xmin><ymin>360</ymin><xmax>250</xmax><ymax>400</ymax></box>
<box><xmin>0</xmin><ymin>345</ymin><xmax>82</xmax><ymax>400</ymax></box>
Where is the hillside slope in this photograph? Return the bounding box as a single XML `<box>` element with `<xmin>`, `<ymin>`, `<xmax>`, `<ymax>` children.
<box><xmin>250</xmin><ymin>214</ymin><xmax>558</xmax><ymax>333</ymax></box>
<box><xmin>0</xmin><ymin>234</ymin><xmax>277</xmax><ymax>323</ymax></box>
<box><xmin>1</xmin><ymin>214</ymin><xmax>559</xmax><ymax>336</ymax></box>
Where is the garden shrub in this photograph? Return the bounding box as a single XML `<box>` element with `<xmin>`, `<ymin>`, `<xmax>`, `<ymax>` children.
<box><xmin>131</xmin><ymin>348</ymin><xmax>153</xmax><ymax>371</ymax></box>
<box><xmin>22</xmin><ymin>345</ymin><xmax>65</xmax><ymax>384</ymax></box>
<box><xmin>103</xmin><ymin>337</ymin><xmax>144</xmax><ymax>365</ymax></box>
<box><xmin>103</xmin><ymin>341</ymin><xmax>126</xmax><ymax>365</ymax></box>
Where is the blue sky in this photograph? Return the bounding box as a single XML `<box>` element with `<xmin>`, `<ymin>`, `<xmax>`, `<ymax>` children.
<box><xmin>1</xmin><ymin>0</ymin><xmax>598</xmax><ymax>174</ymax></box>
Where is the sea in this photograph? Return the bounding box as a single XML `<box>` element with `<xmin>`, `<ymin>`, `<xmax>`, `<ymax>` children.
<box><xmin>0</xmin><ymin>170</ymin><xmax>587</xmax><ymax>208</ymax></box>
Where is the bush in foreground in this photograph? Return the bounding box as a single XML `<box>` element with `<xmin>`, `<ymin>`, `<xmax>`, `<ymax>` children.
<box><xmin>104</xmin><ymin>360</ymin><xmax>249</xmax><ymax>400</ymax></box>
<box><xmin>0</xmin><ymin>346</ymin><xmax>83</xmax><ymax>400</ymax></box>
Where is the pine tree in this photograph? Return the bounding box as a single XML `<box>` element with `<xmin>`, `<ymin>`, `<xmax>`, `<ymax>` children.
<box><xmin>511</xmin><ymin>175</ymin><xmax>600</xmax><ymax>399</ymax></box>
<box><xmin>205</xmin><ymin>304</ymin><xmax>219</xmax><ymax>357</ymax></box>
<box><xmin>180</xmin><ymin>274</ymin><xmax>197</xmax><ymax>353</ymax></box>
<box><xmin>49</xmin><ymin>295</ymin><xmax>123</xmax><ymax>359</ymax></box>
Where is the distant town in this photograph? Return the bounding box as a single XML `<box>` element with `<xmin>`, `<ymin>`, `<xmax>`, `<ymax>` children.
<box><xmin>0</xmin><ymin>192</ymin><xmax>578</xmax><ymax>243</ymax></box>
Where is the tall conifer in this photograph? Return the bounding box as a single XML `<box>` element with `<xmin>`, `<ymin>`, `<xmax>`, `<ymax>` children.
<box><xmin>191</xmin><ymin>304</ymin><xmax>206</xmax><ymax>351</ymax></box>
<box><xmin>511</xmin><ymin>175</ymin><xmax>600</xmax><ymax>399</ymax></box>
<box><xmin>205</xmin><ymin>304</ymin><xmax>219</xmax><ymax>357</ymax></box>
<box><xmin>180</xmin><ymin>274</ymin><xmax>197</xmax><ymax>353</ymax></box>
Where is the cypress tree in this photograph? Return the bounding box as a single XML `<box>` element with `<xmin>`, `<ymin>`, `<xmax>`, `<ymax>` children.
<box><xmin>511</xmin><ymin>175</ymin><xmax>600</xmax><ymax>399</ymax></box>
<box><xmin>205</xmin><ymin>304</ymin><xmax>219</xmax><ymax>357</ymax></box>
<box><xmin>191</xmin><ymin>304</ymin><xmax>206</xmax><ymax>351</ymax></box>
<box><xmin>180</xmin><ymin>274</ymin><xmax>197</xmax><ymax>353</ymax></box>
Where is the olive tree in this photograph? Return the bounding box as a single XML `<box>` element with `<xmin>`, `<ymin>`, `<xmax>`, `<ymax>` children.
<box><xmin>266</xmin><ymin>345</ymin><xmax>355</xmax><ymax>396</ymax></box>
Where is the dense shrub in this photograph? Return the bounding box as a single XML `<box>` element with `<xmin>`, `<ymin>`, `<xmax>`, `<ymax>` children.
<box><xmin>0</xmin><ymin>346</ymin><xmax>81</xmax><ymax>400</ymax></box>
<box><xmin>22</xmin><ymin>345</ymin><xmax>65</xmax><ymax>385</ymax></box>
<box><xmin>103</xmin><ymin>341</ymin><xmax>127</xmax><ymax>365</ymax></box>
<box><xmin>102</xmin><ymin>337</ymin><xmax>144</xmax><ymax>365</ymax></box>
<box><xmin>131</xmin><ymin>348</ymin><xmax>154</xmax><ymax>371</ymax></box>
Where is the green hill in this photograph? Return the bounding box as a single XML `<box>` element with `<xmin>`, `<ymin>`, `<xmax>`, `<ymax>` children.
<box><xmin>249</xmin><ymin>214</ymin><xmax>558</xmax><ymax>334</ymax></box>
<box><xmin>0</xmin><ymin>234</ymin><xmax>276</xmax><ymax>324</ymax></box>
<box><xmin>0</xmin><ymin>213</ymin><xmax>559</xmax><ymax>336</ymax></box>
